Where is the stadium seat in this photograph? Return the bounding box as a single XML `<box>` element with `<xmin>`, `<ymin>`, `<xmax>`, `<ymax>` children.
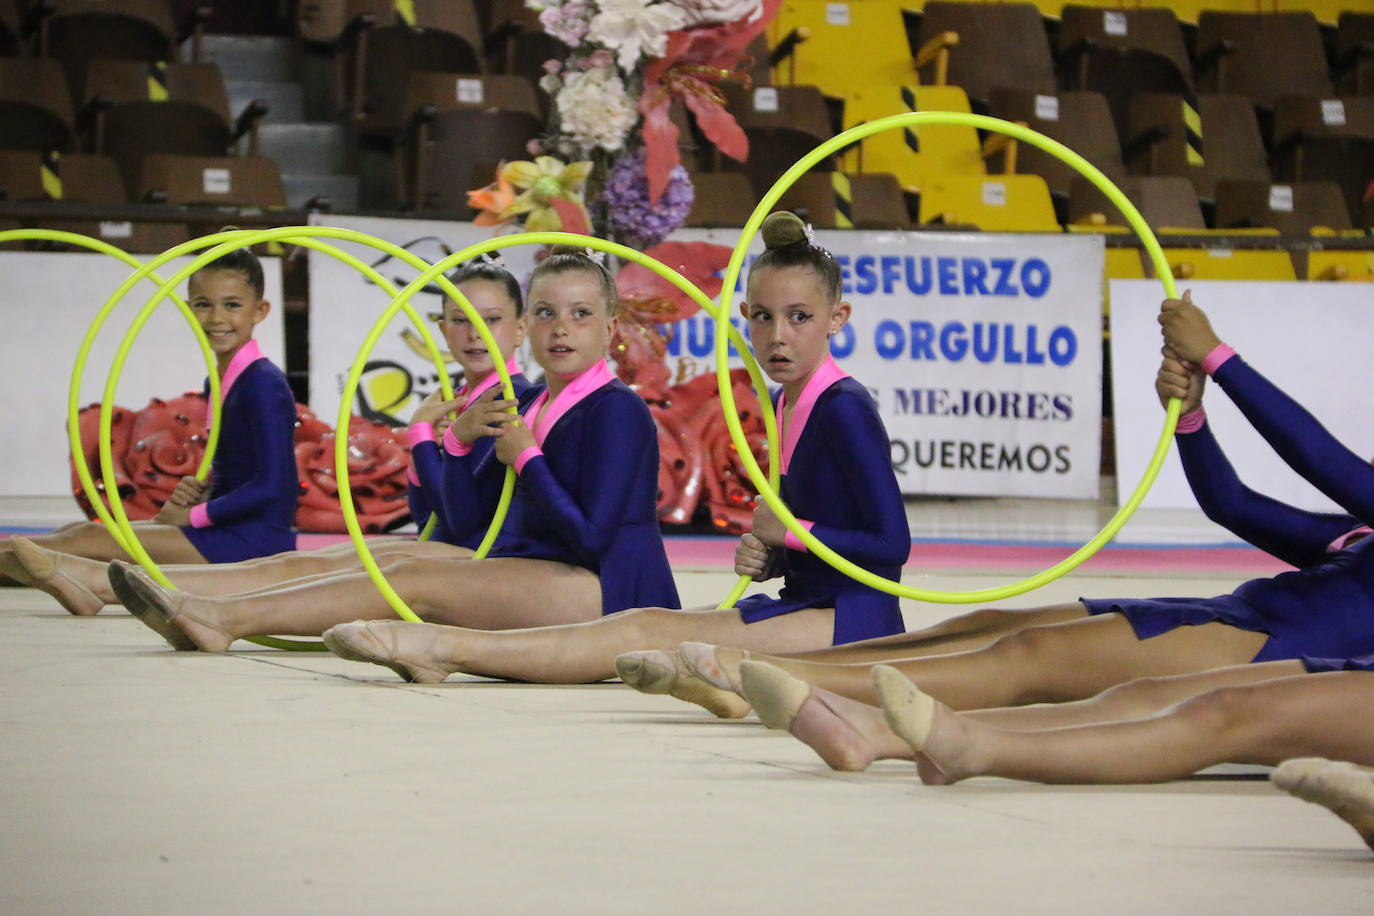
<box><xmin>137</xmin><ymin>153</ymin><xmax>286</xmax><ymax>207</ymax></box>
<box><xmin>683</xmin><ymin>171</ymin><xmax>757</xmax><ymax>227</ymax></box>
<box><xmin>1335</xmin><ymin>12</ymin><xmax>1374</xmax><ymax>95</ymax></box>
<box><xmin>1125</xmin><ymin>92</ymin><xmax>1269</xmax><ymax>203</ymax></box>
<box><xmin>35</xmin><ymin>0</ymin><xmax>190</xmax><ymax>108</ymax></box>
<box><xmin>1214</xmin><ymin>180</ymin><xmax>1353</xmax><ymax>233</ymax></box>
<box><xmin>0</xmin><ymin>150</ymin><xmax>46</xmax><ymax>200</ymax></box>
<box><xmin>765</xmin><ymin>0</ymin><xmax>912</xmax><ymax>99</ymax></box>
<box><xmin>336</xmin><ymin>0</ymin><xmax>484</xmax><ymax>136</ymax></box>
<box><xmin>987</xmin><ymin>88</ymin><xmax>1125</xmax><ymax>214</ymax></box>
<box><xmin>721</xmin><ymin>83</ymin><xmax>836</xmax><ymax>195</ymax></box>
<box><xmin>1307</xmin><ymin>249</ymin><xmax>1374</xmax><ymax>282</ymax></box>
<box><xmin>840</xmin><ymin>83</ymin><xmax>983</xmax><ymax>192</ymax></box>
<box><xmin>403</xmin><ymin>72</ymin><xmax>539</xmax><ymax>122</ymax></box>
<box><xmin>1153</xmin><ymin>237</ymin><xmax>1297</xmax><ymax>282</ymax></box>
<box><xmin>404</xmin><ymin>107</ymin><xmax>540</xmax><ymax>213</ymax></box>
<box><xmin>0</xmin><ymin>58</ymin><xmax>75</xmax><ymax>152</ymax></box>
<box><xmin>1272</xmin><ymin>96</ymin><xmax>1374</xmax><ymax>227</ymax></box>
<box><xmin>775</xmin><ymin>171</ymin><xmax>911</xmax><ymax>229</ymax></box>
<box><xmin>1057</xmin><ymin>5</ymin><xmax>1192</xmax><ymax>93</ymax></box>
<box><xmin>914</xmin><ymin>2</ymin><xmax>1055</xmax><ymax>111</ymax></box>
<box><xmin>1068</xmin><ymin>175</ymin><xmax>1205</xmax><ymax>231</ymax></box>
<box><xmin>917</xmin><ymin>173</ymin><xmax>1058</xmax><ymax>231</ymax></box>
<box><xmin>1195</xmin><ymin>12</ymin><xmax>1332</xmax><ymax>118</ymax></box>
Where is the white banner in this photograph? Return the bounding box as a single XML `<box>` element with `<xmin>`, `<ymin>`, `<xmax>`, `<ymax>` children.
<box><xmin>306</xmin><ymin>216</ymin><xmax>1103</xmax><ymax>498</ymax></box>
<box><xmin>0</xmin><ymin>253</ymin><xmax>284</xmax><ymax>496</ymax></box>
<box><xmin>1111</xmin><ymin>280</ymin><xmax>1374</xmax><ymax>512</ymax></box>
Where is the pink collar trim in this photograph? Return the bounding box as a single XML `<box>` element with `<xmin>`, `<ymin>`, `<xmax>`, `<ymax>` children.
<box><xmin>219</xmin><ymin>339</ymin><xmax>266</xmax><ymax>402</ymax></box>
<box><xmin>777</xmin><ymin>356</ymin><xmax>849</xmax><ymax>475</ymax></box>
<box><xmin>522</xmin><ymin>359</ymin><xmax>616</xmax><ymax>447</ymax></box>
<box><xmin>458</xmin><ymin>355</ymin><xmax>522</xmax><ymax>414</ymax></box>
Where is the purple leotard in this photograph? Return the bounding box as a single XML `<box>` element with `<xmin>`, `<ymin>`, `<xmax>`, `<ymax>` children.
<box><xmin>437</xmin><ymin>362</ymin><xmax>680</xmax><ymax>615</ymax></box>
<box><xmin>736</xmin><ymin>358</ymin><xmax>911</xmax><ymax>645</ymax></box>
<box><xmin>1084</xmin><ymin>353</ymin><xmax>1374</xmax><ymax>670</ymax></box>
<box><xmin>406</xmin><ymin>372</ymin><xmax>536</xmax><ymax>548</ymax></box>
<box><xmin>180</xmin><ymin>341</ymin><xmax>297</xmax><ymax>562</ymax></box>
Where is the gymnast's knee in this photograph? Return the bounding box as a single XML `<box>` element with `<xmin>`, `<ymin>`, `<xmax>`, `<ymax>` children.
<box><xmin>1172</xmin><ymin>684</ymin><xmax>1259</xmax><ymax>735</ymax></box>
<box><xmin>1093</xmin><ymin>676</ymin><xmax>1179</xmax><ymax>718</ymax></box>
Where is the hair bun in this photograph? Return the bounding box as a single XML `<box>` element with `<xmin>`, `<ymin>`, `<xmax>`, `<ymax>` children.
<box><xmin>760</xmin><ymin>211</ymin><xmax>808</xmax><ymax>251</ymax></box>
<box><xmin>548</xmin><ymin>244</ymin><xmax>589</xmax><ymax>258</ymax></box>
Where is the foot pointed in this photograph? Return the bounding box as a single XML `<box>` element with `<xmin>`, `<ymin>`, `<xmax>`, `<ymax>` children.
<box><xmin>321</xmin><ymin>621</ymin><xmax>450</xmax><ymax>684</ymax></box>
<box><xmin>13</xmin><ymin>537</ymin><xmax>104</xmax><ymax>616</ymax></box>
<box><xmin>872</xmin><ymin>664</ymin><xmax>936</xmax><ymax>752</ymax></box>
<box><xmin>738</xmin><ymin>660</ymin><xmax>811</xmax><ymax>731</ymax></box>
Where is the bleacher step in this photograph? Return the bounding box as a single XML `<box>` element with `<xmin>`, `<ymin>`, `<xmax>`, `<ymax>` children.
<box><xmin>283</xmin><ymin>174</ymin><xmax>360</xmax><ymax>212</ymax></box>
<box><xmin>257</xmin><ymin>123</ymin><xmax>351</xmax><ymax>176</ymax></box>
<box><xmin>192</xmin><ymin>35</ymin><xmax>300</xmax><ymax>83</ymax></box>
<box><xmin>227</xmin><ymin>80</ymin><xmax>305</xmax><ymax>125</ymax></box>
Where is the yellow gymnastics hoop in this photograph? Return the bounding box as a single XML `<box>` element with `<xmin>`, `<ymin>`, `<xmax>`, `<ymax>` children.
<box><xmin>715</xmin><ymin>112</ymin><xmax>1181</xmax><ymax>605</ymax></box>
<box><xmin>89</xmin><ymin>227</ymin><xmax>463</xmax><ymax>647</ymax></box>
<box><xmin>341</xmin><ymin>230</ymin><xmax>780</xmax><ymax>620</ymax></box>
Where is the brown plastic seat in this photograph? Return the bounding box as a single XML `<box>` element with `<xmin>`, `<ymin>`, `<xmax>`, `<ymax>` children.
<box><xmin>37</xmin><ymin>0</ymin><xmax>181</xmax><ymax>107</ymax></box>
<box><xmin>1058</xmin><ymin>5</ymin><xmax>1192</xmax><ymax>91</ymax></box>
<box><xmin>403</xmin><ymin>72</ymin><xmax>539</xmax><ymax>122</ymax></box>
<box><xmin>1272</xmin><ymin>95</ymin><xmax>1374</xmax><ymax>224</ymax></box>
<box><xmin>1195</xmin><ymin>12</ymin><xmax>1332</xmax><ymax>113</ymax></box>
<box><xmin>0</xmin><ymin>150</ymin><xmax>46</xmax><ymax>200</ymax></box>
<box><xmin>83</xmin><ymin>60</ymin><xmax>238</xmax><ymax>196</ymax></box>
<box><xmin>46</xmin><ymin>152</ymin><xmax>128</xmax><ymax>202</ymax></box>
<box><xmin>0</xmin><ymin>0</ymin><xmax>22</xmax><ymax>55</ymax></box>
<box><xmin>33</xmin><ymin>218</ymin><xmax>193</xmax><ymax>252</ymax></box>
<box><xmin>1125</xmin><ymin>92</ymin><xmax>1269</xmax><ymax>202</ymax></box>
<box><xmin>1068</xmin><ymin>175</ymin><xmax>1205</xmax><ymax>230</ymax></box>
<box><xmin>775</xmin><ymin>171</ymin><xmax>911</xmax><ymax>230</ymax></box>
<box><xmin>137</xmin><ymin>153</ymin><xmax>286</xmax><ymax>207</ymax></box>
<box><xmin>915</xmin><ymin>2</ymin><xmax>1056</xmax><ymax>110</ymax></box>
<box><xmin>1335</xmin><ymin>12</ymin><xmax>1374</xmax><ymax>95</ymax></box>
<box><xmin>406</xmin><ymin>107</ymin><xmax>540</xmax><ymax>213</ymax></box>
<box><xmin>721</xmin><ymin>84</ymin><xmax>835</xmax><ymax>195</ymax></box>
<box><xmin>683</xmin><ymin>171</ymin><xmax>756</xmax><ymax>227</ymax></box>
<box><xmin>337</xmin><ymin>0</ymin><xmax>484</xmax><ymax>136</ymax></box>
<box><xmin>0</xmin><ymin>58</ymin><xmax>76</xmax><ymax>152</ymax></box>
<box><xmin>1057</xmin><ymin>5</ymin><xmax>1193</xmax><ymax>140</ymax></box>
<box><xmin>1214</xmin><ymin>180</ymin><xmax>1353</xmax><ymax>233</ymax></box>
<box><xmin>987</xmin><ymin>89</ymin><xmax>1125</xmax><ymax>206</ymax></box>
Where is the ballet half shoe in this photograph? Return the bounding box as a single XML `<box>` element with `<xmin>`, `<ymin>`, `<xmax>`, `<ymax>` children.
<box><xmin>108</xmin><ymin>561</ymin><xmax>197</xmax><ymax>651</ymax></box>
<box><xmin>872</xmin><ymin>665</ymin><xmax>936</xmax><ymax>751</ymax></box>
<box><xmin>738</xmin><ymin>660</ymin><xmax>810</xmax><ymax>731</ymax></box>
<box><xmin>321</xmin><ymin>621</ymin><xmax>449</xmax><ymax>684</ymax></box>
<box><xmin>613</xmin><ymin>650</ymin><xmax>680</xmax><ymax>694</ymax></box>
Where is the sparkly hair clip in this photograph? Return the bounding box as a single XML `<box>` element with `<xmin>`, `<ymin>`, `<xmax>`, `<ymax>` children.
<box><xmin>802</xmin><ymin>222</ymin><xmax>834</xmax><ymax>260</ymax></box>
<box><xmin>584</xmin><ymin>247</ymin><xmax>607</xmax><ymax>267</ymax></box>
<box><xmin>478</xmin><ymin>251</ymin><xmax>505</xmax><ymax>267</ymax></box>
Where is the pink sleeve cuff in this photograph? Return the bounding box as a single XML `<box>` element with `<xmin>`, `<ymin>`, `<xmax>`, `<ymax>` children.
<box><xmin>513</xmin><ymin>446</ymin><xmax>542</xmax><ymax>474</ymax></box>
<box><xmin>406</xmin><ymin>422</ymin><xmax>435</xmax><ymax>449</ymax></box>
<box><xmin>1175</xmin><ymin>406</ymin><xmax>1207</xmax><ymax>435</ymax></box>
<box><xmin>1201</xmin><ymin>343</ymin><xmax>1237</xmax><ymax>376</ymax></box>
<box><xmin>783</xmin><ymin>519</ymin><xmax>816</xmax><ymax>552</ymax></box>
<box><xmin>443</xmin><ymin>423</ymin><xmax>473</xmax><ymax>457</ymax></box>
<box><xmin>188</xmin><ymin>503</ymin><xmax>213</xmax><ymax>528</ymax></box>
<box><xmin>406</xmin><ymin>466</ymin><xmax>421</xmax><ymax>486</ymax></box>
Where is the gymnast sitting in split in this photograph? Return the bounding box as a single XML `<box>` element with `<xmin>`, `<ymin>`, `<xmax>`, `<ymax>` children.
<box><xmin>318</xmin><ymin>210</ymin><xmax>912</xmax><ymax>688</ymax></box>
<box><xmin>1</xmin><ymin>250</ymin><xmax>300</xmax><ymax>611</ymax></box>
<box><xmin>619</xmin><ymin>291</ymin><xmax>1374</xmax><ymax>727</ymax></box>
<box><xmin>115</xmin><ymin>245</ymin><xmax>680</xmax><ymax>651</ymax></box>
<box><xmin>9</xmin><ymin>259</ymin><xmax>538</xmax><ymax>616</ymax></box>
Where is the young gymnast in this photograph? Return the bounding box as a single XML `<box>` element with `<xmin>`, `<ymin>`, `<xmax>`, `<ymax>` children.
<box><xmin>118</xmin><ymin>245</ymin><xmax>679</xmax><ymax>651</ymax></box>
<box><xmin>318</xmin><ymin>211</ymin><xmax>911</xmax><ymax>687</ymax></box>
<box><xmin>10</xmin><ymin>259</ymin><xmax>536</xmax><ymax>614</ymax></box>
<box><xmin>0</xmin><ymin>249</ymin><xmax>298</xmax><ymax>613</ymax></box>
<box><xmin>634</xmin><ymin>290</ymin><xmax>1374</xmax><ymax>721</ymax></box>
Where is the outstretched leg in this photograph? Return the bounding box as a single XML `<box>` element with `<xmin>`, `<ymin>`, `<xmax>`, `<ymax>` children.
<box><xmin>322</xmin><ymin>604</ymin><xmax>837</xmax><ymax>684</ymax></box>
<box><xmin>126</xmin><ymin>555</ymin><xmax>603</xmax><ymax>652</ymax></box>
<box><xmin>783</xmin><ymin>602</ymin><xmax>1090</xmax><ymax>663</ymax></box>
<box><xmin>735</xmin><ymin>659</ymin><xmax>1309</xmax><ymax>773</ymax></box>
<box><xmin>877</xmin><ymin>668</ymin><xmax>1374</xmax><ymax>784</ymax></box>
<box><xmin>695</xmin><ymin>614</ymin><xmax>1272</xmax><ymax>710</ymax></box>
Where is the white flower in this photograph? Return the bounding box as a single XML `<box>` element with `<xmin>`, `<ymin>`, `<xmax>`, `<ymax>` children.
<box><xmin>670</xmin><ymin>0</ymin><xmax>761</xmax><ymax>26</ymax></box>
<box><xmin>556</xmin><ymin>67</ymin><xmax>639</xmax><ymax>151</ymax></box>
<box><xmin>587</xmin><ymin>0</ymin><xmax>690</xmax><ymax>72</ymax></box>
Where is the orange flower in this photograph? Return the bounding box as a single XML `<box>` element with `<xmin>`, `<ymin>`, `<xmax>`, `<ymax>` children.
<box><xmin>467</xmin><ymin>167</ymin><xmax>517</xmax><ymax>227</ymax></box>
